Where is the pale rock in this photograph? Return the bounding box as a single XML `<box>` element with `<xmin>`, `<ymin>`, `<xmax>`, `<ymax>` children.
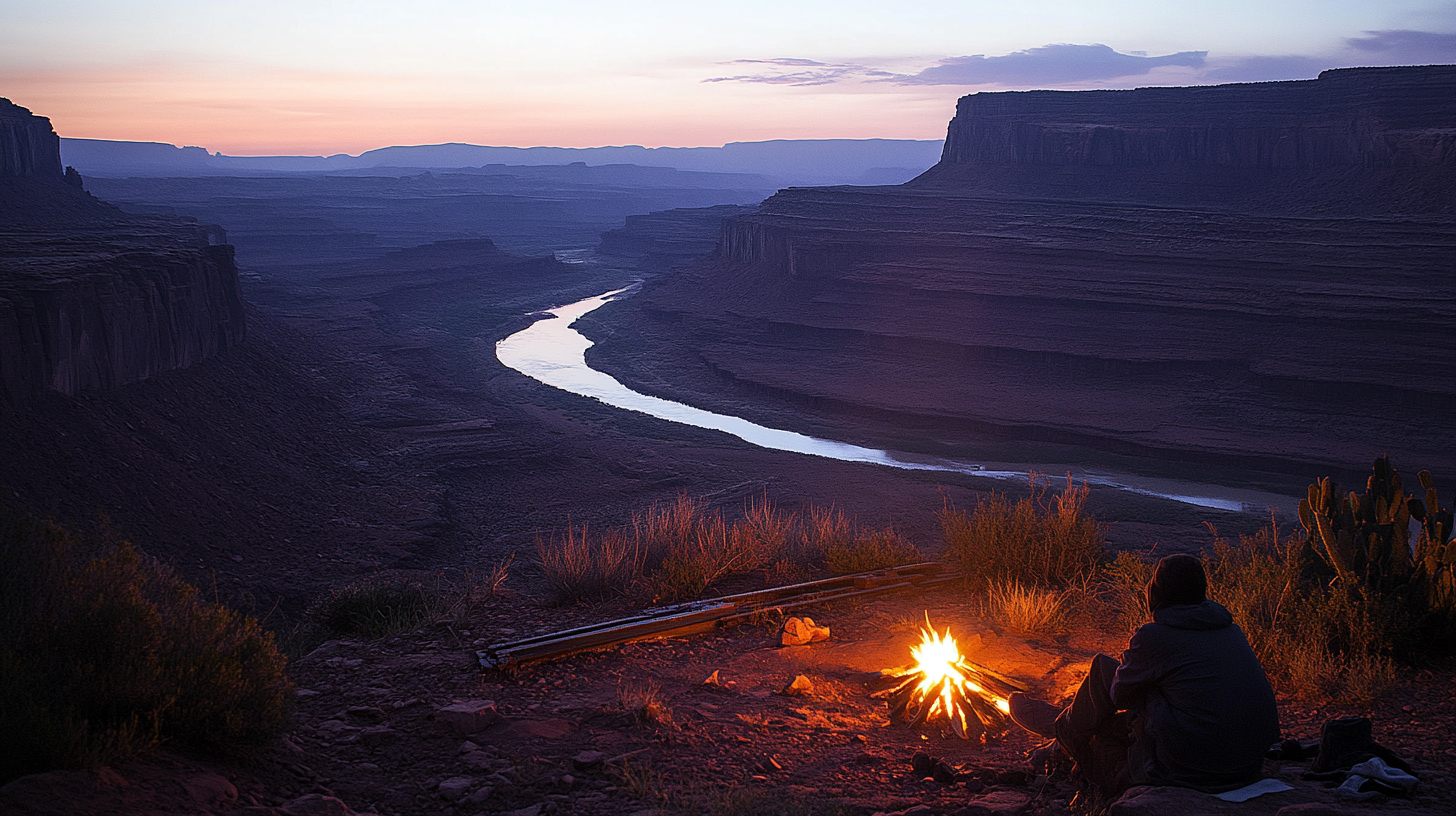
<box><xmin>436</xmin><ymin>700</ymin><xmax>499</xmax><ymax>735</ymax></box>
<box><xmin>778</xmin><ymin>675</ymin><xmax>814</xmax><ymax>696</ymax></box>
<box><xmin>572</xmin><ymin>750</ymin><xmax>606</xmax><ymax>770</ymax></box>
<box><xmin>437</xmin><ymin>776</ymin><xmax>476</xmax><ymax>802</ymax></box>
<box><xmin>780</xmin><ymin>616</ymin><xmax>830</xmax><ymax>646</ymax></box>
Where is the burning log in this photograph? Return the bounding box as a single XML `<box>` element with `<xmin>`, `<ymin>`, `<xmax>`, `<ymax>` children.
<box><xmin>872</xmin><ymin>618</ymin><xmax>1024</xmax><ymax>741</ymax></box>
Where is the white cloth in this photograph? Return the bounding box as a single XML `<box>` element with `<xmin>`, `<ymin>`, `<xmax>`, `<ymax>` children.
<box><xmin>1213</xmin><ymin>778</ymin><xmax>1294</xmax><ymax>802</ymax></box>
<box><xmin>1338</xmin><ymin>757</ymin><xmax>1420</xmax><ymax>798</ymax></box>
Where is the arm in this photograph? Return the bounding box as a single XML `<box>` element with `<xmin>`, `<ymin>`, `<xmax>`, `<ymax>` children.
<box><xmin>1109</xmin><ymin>624</ymin><xmax>1164</xmax><ymax>709</ymax></box>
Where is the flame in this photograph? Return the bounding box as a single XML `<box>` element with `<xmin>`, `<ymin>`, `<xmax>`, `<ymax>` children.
<box><xmin>893</xmin><ymin>617</ymin><xmax>1011</xmax><ymax>738</ymax></box>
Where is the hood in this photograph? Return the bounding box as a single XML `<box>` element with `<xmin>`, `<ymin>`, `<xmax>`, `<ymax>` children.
<box><xmin>1152</xmin><ymin>599</ymin><xmax>1234</xmax><ymax>631</ymax></box>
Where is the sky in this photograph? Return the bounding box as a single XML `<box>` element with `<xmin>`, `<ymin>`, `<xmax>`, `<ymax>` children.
<box><xmin>3</xmin><ymin>0</ymin><xmax>1454</xmax><ymax>155</ymax></box>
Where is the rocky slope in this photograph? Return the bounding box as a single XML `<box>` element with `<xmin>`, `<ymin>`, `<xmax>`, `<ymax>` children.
<box><xmin>0</xmin><ymin>98</ymin><xmax>245</xmax><ymax>407</ymax></box>
<box><xmin>587</xmin><ymin>67</ymin><xmax>1456</xmax><ymax>490</ymax></box>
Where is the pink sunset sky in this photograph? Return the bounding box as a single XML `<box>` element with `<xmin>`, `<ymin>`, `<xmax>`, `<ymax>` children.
<box><xmin>4</xmin><ymin>0</ymin><xmax>1454</xmax><ymax>156</ymax></box>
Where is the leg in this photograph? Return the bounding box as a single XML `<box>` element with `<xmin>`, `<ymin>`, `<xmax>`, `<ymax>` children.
<box><xmin>1055</xmin><ymin>654</ymin><xmax>1133</xmax><ymax>797</ymax></box>
<box><xmin>1054</xmin><ymin>652</ymin><xmax>1120</xmax><ymax>750</ymax></box>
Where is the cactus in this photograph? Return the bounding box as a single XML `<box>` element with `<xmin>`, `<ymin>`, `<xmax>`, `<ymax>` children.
<box><xmin>1411</xmin><ymin>469</ymin><xmax>1456</xmax><ymax>614</ymax></box>
<box><xmin>1299</xmin><ymin>457</ymin><xmax>1456</xmax><ymax>638</ymax></box>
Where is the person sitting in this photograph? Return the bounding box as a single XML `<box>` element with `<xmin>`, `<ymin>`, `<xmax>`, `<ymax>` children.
<box><xmin>1009</xmin><ymin>554</ymin><xmax>1280</xmax><ymax>796</ymax></box>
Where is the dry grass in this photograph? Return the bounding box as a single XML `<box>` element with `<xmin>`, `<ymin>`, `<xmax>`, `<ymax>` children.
<box><xmin>823</xmin><ymin>530</ymin><xmax>920</xmax><ymax>575</ymax></box>
<box><xmin>617</xmin><ymin>679</ymin><xmax>672</xmax><ymax>727</ymax></box>
<box><xmin>983</xmin><ymin>581</ymin><xmax>1072</xmax><ymax>636</ymax></box>
<box><xmin>536</xmin><ymin>522</ymin><xmax>645</xmax><ymax>603</ymax></box>
<box><xmin>941</xmin><ymin>476</ymin><xmax>1105</xmax><ymax>588</ymax></box>
<box><xmin>1206</xmin><ymin>523</ymin><xmax>1400</xmax><ymax>703</ymax></box>
<box><xmin>537</xmin><ymin>494</ymin><xmax>919</xmax><ymax>604</ymax></box>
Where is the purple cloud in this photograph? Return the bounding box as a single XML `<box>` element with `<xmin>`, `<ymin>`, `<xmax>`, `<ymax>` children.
<box><xmin>1344</xmin><ymin>29</ymin><xmax>1456</xmax><ymax>64</ymax></box>
<box><xmin>892</xmin><ymin>43</ymin><xmax>1207</xmax><ymax>86</ymax></box>
<box><xmin>704</xmin><ymin>58</ymin><xmax>861</xmax><ymax>86</ymax></box>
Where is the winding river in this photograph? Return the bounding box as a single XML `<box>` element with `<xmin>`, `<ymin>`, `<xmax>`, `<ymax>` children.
<box><xmin>497</xmin><ymin>287</ymin><xmax>1297</xmax><ymax>514</ymax></box>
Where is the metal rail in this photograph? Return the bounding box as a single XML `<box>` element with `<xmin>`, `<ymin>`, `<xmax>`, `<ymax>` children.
<box><xmin>478</xmin><ymin>562</ymin><xmax>959</xmax><ymax>670</ymax></box>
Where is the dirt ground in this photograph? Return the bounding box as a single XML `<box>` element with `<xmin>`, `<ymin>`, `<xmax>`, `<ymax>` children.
<box><xmin>7</xmin><ymin>581</ymin><xmax>1452</xmax><ymax>816</ymax></box>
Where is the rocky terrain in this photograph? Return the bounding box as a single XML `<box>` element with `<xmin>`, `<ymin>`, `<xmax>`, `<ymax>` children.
<box><xmin>587</xmin><ymin>66</ymin><xmax>1456</xmax><ymax>497</ymax></box>
<box><xmin>3</xmin><ymin>584</ymin><xmax>1453</xmax><ymax>816</ymax></box>
<box><xmin>0</xmin><ymin>98</ymin><xmax>245</xmax><ymax>407</ymax></box>
<box><xmin>5</xmin><ymin>74</ymin><xmax>1453</xmax><ymax>813</ymax></box>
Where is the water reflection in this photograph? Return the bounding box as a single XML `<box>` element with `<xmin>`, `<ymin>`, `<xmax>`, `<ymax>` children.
<box><xmin>497</xmin><ymin>288</ymin><xmax>1293</xmax><ymax>514</ymax></box>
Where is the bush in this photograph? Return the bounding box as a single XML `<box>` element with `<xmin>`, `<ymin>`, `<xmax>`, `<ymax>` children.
<box><xmin>982</xmin><ymin>581</ymin><xmax>1071</xmax><ymax>636</ymax></box>
<box><xmin>1104</xmin><ymin>551</ymin><xmax>1153</xmax><ymax>634</ymax></box>
<box><xmin>1208</xmin><ymin>523</ymin><xmax>1397</xmax><ymax>703</ymax></box>
<box><xmin>823</xmin><ymin>530</ymin><xmax>920</xmax><ymax>575</ymax></box>
<box><xmin>941</xmin><ymin>477</ymin><xmax>1105</xmax><ymax>588</ymax></box>
<box><xmin>306</xmin><ymin>573</ymin><xmax>447</xmax><ymax>639</ymax></box>
<box><xmin>0</xmin><ymin>505</ymin><xmax>291</xmax><ymax>783</ymax></box>
<box><xmin>537</xmin><ymin>523</ymin><xmax>644</xmax><ymax>603</ymax></box>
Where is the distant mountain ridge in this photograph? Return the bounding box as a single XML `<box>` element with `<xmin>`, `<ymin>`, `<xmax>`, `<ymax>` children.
<box><xmin>60</xmin><ymin>137</ymin><xmax>945</xmax><ymax>188</ymax></box>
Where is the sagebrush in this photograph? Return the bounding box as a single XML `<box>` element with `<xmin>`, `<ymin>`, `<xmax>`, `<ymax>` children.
<box><xmin>0</xmin><ymin>505</ymin><xmax>291</xmax><ymax>782</ymax></box>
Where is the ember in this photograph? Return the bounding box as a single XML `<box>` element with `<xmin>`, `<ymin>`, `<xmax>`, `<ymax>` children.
<box><xmin>871</xmin><ymin>618</ymin><xmax>1023</xmax><ymax>741</ymax></box>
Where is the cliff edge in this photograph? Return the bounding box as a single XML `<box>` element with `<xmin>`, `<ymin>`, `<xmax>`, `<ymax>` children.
<box><xmin>587</xmin><ymin>67</ymin><xmax>1456</xmax><ymax>483</ymax></box>
<box><xmin>0</xmin><ymin>99</ymin><xmax>245</xmax><ymax>407</ymax></box>
<box><xmin>915</xmin><ymin>65</ymin><xmax>1456</xmax><ymax>213</ymax></box>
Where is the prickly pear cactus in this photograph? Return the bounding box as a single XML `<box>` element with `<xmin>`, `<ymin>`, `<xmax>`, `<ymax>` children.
<box><xmin>1412</xmin><ymin>469</ymin><xmax>1456</xmax><ymax>614</ymax></box>
<box><xmin>1300</xmin><ymin>457</ymin><xmax>1456</xmax><ymax>626</ymax></box>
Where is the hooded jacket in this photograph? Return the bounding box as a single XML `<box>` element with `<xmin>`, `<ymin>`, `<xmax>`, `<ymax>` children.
<box><xmin>1110</xmin><ymin>600</ymin><xmax>1279</xmax><ymax>791</ymax></box>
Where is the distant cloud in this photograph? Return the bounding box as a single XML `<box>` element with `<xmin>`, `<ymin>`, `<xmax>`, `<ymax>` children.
<box><xmin>1199</xmin><ymin>55</ymin><xmax>1331</xmax><ymax>83</ymax></box>
<box><xmin>1344</xmin><ymin>29</ymin><xmax>1456</xmax><ymax>64</ymax></box>
<box><xmin>891</xmin><ymin>44</ymin><xmax>1206</xmax><ymax>85</ymax></box>
<box><xmin>729</xmin><ymin>58</ymin><xmax>833</xmax><ymax>68</ymax></box>
<box><xmin>1199</xmin><ymin>29</ymin><xmax>1456</xmax><ymax>83</ymax></box>
<box><xmin>706</xmin><ymin>44</ymin><xmax>1206</xmax><ymax>89</ymax></box>
<box><xmin>703</xmin><ymin>58</ymin><xmax>864</xmax><ymax>86</ymax></box>
<box><xmin>704</xmin><ymin>31</ymin><xmax>1454</xmax><ymax>92</ymax></box>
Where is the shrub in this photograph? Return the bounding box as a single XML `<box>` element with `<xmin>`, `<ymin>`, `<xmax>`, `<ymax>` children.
<box><xmin>941</xmin><ymin>477</ymin><xmax>1105</xmax><ymax>588</ymax></box>
<box><xmin>0</xmin><ymin>505</ymin><xmax>291</xmax><ymax>783</ymax></box>
<box><xmin>537</xmin><ymin>523</ymin><xmax>644</xmax><ymax>603</ymax></box>
<box><xmin>1104</xmin><ymin>551</ymin><xmax>1154</xmax><ymax>634</ymax></box>
<box><xmin>306</xmin><ymin>573</ymin><xmax>447</xmax><ymax>639</ymax></box>
<box><xmin>823</xmin><ymin>530</ymin><xmax>920</xmax><ymax>575</ymax></box>
<box><xmin>1208</xmin><ymin>522</ymin><xmax>1397</xmax><ymax>703</ymax></box>
<box><xmin>983</xmin><ymin>581</ymin><xmax>1071</xmax><ymax>636</ymax></box>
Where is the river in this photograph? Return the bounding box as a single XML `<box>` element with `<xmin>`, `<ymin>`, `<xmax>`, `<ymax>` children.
<box><xmin>496</xmin><ymin>287</ymin><xmax>1299</xmax><ymax>514</ymax></box>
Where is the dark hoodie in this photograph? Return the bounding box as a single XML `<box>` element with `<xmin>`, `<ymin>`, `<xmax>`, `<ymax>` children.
<box><xmin>1110</xmin><ymin>600</ymin><xmax>1279</xmax><ymax>791</ymax></box>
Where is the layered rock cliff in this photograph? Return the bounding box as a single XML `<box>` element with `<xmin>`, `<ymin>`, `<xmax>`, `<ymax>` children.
<box><xmin>587</xmin><ymin>67</ymin><xmax>1456</xmax><ymax>486</ymax></box>
<box><xmin>0</xmin><ymin>99</ymin><xmax>245</xmax><ymax>407</ymax></box>
<box><xmin>917</xmin><ymin>65</ymin><xmax>1456</xmax><ymax>212</ymax></box>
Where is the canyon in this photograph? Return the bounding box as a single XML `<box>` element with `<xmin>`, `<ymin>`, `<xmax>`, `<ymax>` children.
<box><xmin>0</xmin><ymin>98</ymin><xmax>244</xmax><ymax>407</ymax></box>
<box><xmin>587</xmin><ymin>66</ymin><xmax>1456</xmax><ymax>494</ymax></box>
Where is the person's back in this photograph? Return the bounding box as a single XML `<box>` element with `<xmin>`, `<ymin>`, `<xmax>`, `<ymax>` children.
<box><xmin>1112</xmin><ymin>599</ymin><xmax>1280</xmax><ymax>790</ymax></box>
<box><xmin>1008</xmin><ymin>553</ymin><xmax>1281</xmax><ymax>797</ymax></box>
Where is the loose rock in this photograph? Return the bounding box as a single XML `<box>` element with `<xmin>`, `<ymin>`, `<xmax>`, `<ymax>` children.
<box><xmin>435</xmin><ymin>700</ymin><xmax>499</xmax><ymax>735</ymax></box>
<box><xmin>781</xmin><ymin>616</ymin><xmax>831</xmax><ymax>646</ymax></box>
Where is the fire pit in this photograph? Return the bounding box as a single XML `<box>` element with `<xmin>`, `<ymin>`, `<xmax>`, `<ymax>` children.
<box><xmin>871</xmin><ymin>618</ymin><xmax>1024</xmax><ymax>741</ymax></box>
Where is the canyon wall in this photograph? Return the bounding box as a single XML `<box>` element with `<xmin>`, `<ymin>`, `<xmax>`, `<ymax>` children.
<box><xmin>589</xmin><ymin>67</ymin><xmax>1456</xmax><ymax>486</ymax></box>
<box><xmin>0</xmin><ymin>99</ymin><xmax>245</xmax><ymax>407</ymax></box>
<box><xmin>917</xmin><ymin>66</ymin><xmax>1456</xmax><ymax>212</ymax></box>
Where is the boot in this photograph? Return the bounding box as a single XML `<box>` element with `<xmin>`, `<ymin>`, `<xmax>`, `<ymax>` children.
<box><xmin>1008</xmin><ymin>692</ymin><xmax>1061</xmax><ymax>739</ymax></box>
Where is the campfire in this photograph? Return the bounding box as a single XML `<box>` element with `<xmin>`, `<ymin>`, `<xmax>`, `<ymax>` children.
<box><xmin>871</xmin><ymin>618</ymin><xmax>1023</xmax><ymax>741</ymax></box>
